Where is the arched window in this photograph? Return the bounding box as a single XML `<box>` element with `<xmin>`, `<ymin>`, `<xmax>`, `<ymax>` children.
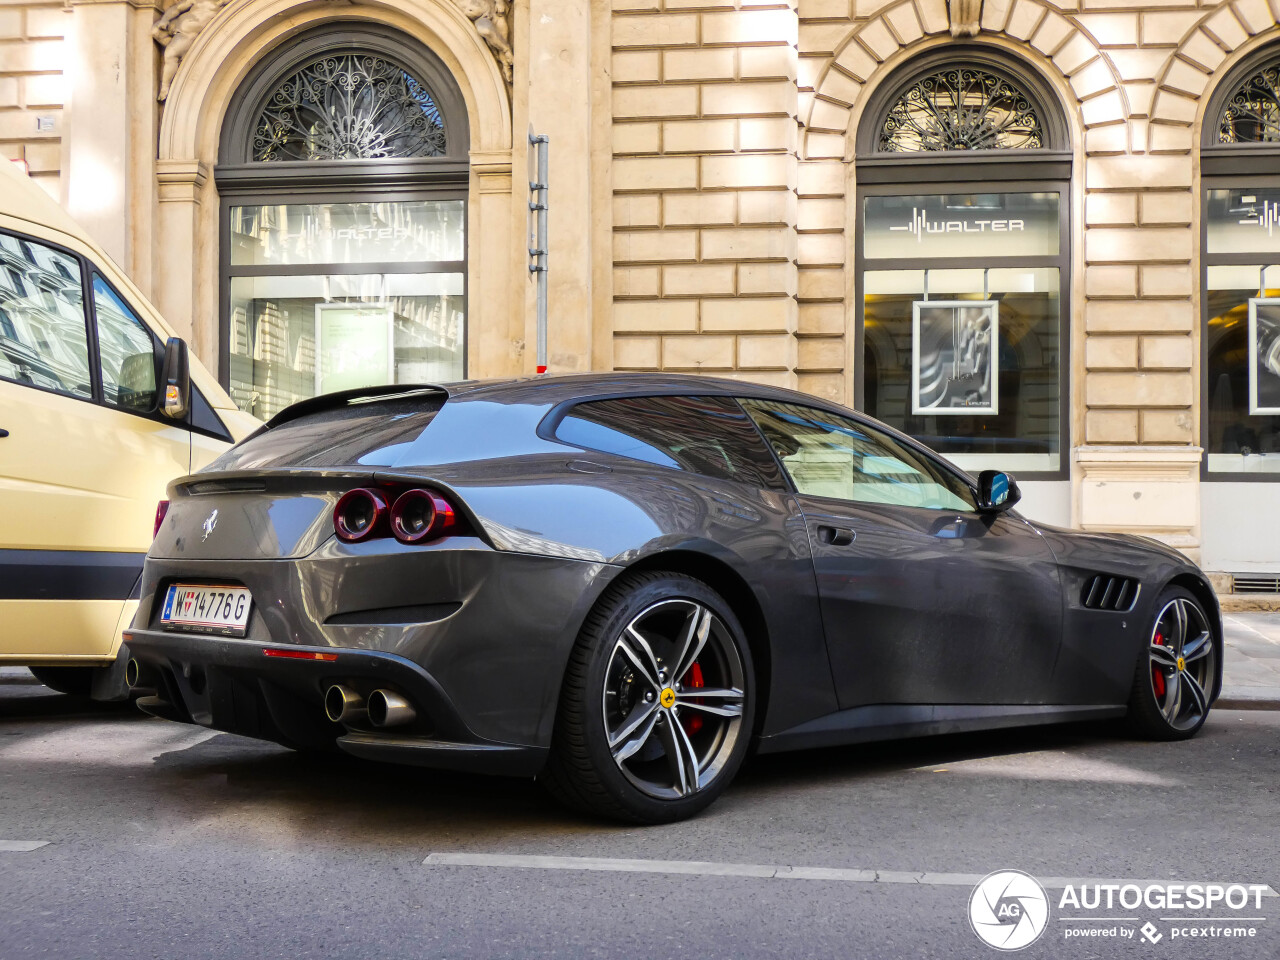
<box><xmin>877</xmin><ymin>65</ymin><xmax>1047</xmax><ymax>153</ymax></box>
<box><xmin>216</xmin><ymin>26</ymin><xmax>469</xmax><ymax>420</ymax></box>
<box><xmin>1216</xmin><ymin>58</ymin><xmax>1280</xmax><ymax>145</ymax></box>
<box><xmin>250</xmin><ymin>53</ymin><xmax>448</xmax><ymax>162</ymax></box>
<box><xmin>855</xmin><ymin>49</ymin><xmax>1071</xmax><ymax>488</ymax></box>
<box><xmin>1201</xmin><ymin>47</ymin><xmax>1280</xmax><ymax>480</ymax></box>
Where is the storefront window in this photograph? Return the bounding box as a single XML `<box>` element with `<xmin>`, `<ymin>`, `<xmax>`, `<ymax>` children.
<box><xmin>1204</xmin><ymin>190</ymin><xmax>1280</xmax><ymax>473</ymax></box>
<box><xmin>860</xmin><ymin>193</ymin><xmax>1065</xmax><ymax>474</ymax></box>
<box><xmin>226</xmin><ymin>200</ymin><xmax>465</xmax><ymax>419</ymax></box>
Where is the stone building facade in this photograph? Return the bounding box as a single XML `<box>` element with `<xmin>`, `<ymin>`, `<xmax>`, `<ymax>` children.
<box><xmin>2</xmin><ymin>0</ymin><xmax>1279</xmax><ymax>585</ymax></box>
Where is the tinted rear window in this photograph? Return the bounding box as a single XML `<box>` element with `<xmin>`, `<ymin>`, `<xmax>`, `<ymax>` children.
<box><xmin>211</xmin><ymin>395</ymin><xmax>446</xmax><ymax>471</ymax></box>
<box><xmin>554</xmin><ymin>395</ymin><xmax>786</xmax><ymax>489</ymax></box>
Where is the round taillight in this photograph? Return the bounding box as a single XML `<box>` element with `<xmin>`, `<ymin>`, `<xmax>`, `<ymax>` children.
<box><xmin>390</xmin><ymin>489</ymin><xmax>457</xmax><ymax>544</ymax></box>
<box><xmin>333</xmin><ymin>488</ymin><xmax>388</xmax><ymax>542</ymax></box>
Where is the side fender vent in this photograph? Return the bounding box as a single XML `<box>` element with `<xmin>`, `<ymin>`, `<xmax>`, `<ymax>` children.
<box><xmin>1082</xmin><ymin>575</ymin><xmax>1139</xmax><ymax>612</ymax></box>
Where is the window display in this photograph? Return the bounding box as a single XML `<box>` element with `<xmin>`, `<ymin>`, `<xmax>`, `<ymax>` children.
<box><xmin>1205</xmin><ymin>267</ymin><xmax>1280</xmax><ymax>473</ymax></box>
<box><xmin>860</xmin><ymin>190</ymin><xmax>1065</xmax><ymax>475</ymax></box>
<box><xmin>228</xmin><ymin>273</ymin><xmax>463</xmax><ymax>420</ymax></box>
<box><xmin>1204</xmin><ymin>185</ymin><xmax>1280</xmax><ymax>473</ymax></box>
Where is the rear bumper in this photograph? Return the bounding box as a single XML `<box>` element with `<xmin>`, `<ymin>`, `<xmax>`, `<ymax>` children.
<box><xmin>131</xmin><ymin>544</ymin><xmax>618</xmax><ymax>746</ymax></box>
<box><xmin>124</xmin><ymin>627</ymin><xmax>547</xmax><ymax>777</ymax></box>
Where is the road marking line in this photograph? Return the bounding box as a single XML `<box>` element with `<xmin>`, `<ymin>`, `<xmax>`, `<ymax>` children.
<box><xmin>423</xmin><ymin>853</ymin><xmax>1278</xmax><ymax>897</ymax></box>
<box><xmin>0</xmin><ymin>840</ymin><xmax>49</xmax><ymax>852</ymax></box>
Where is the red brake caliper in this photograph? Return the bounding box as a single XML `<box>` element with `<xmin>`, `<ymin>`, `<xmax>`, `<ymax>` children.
<box><xmin>684</xmin><ymin>662</ymin><xmax>705</xmax><ymax>735</ymax></box>
<box><xmin>1152</xmin><ymin>632</ymin><xmax>1166</xmax><ymax>698</ymax></box>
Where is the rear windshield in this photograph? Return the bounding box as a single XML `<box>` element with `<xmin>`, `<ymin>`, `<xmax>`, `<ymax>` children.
<box><xmin>210</xmin><ymin>395</ymin><xmax>447</xmax><ymax>471</ymax></box>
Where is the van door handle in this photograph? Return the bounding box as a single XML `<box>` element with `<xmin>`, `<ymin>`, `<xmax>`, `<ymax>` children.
<box><xmin>818</xmin><ymin>525</ymin><xmax>856</xmax><ymax>546</ymax></box>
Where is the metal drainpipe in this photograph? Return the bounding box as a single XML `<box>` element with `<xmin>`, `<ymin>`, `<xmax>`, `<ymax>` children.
<box><xmin>528</xmin><ymin>133</ymin><xmax>549</xmax><ymax>374</ymax></box>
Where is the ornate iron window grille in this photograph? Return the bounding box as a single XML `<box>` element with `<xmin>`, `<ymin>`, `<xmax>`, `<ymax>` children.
<box><xmin>252</xmin><ymin>54</ymin><xmax>447</xmax><ymax>162</ymax></box>
<box><xmin>879</xmin><ymin>67</ymin><xmax>1045</xmax><ymax>152</ymax></box>
<box><xmin>1218</xmin><ymin>61</ymin><xmax>1280</xmax><ymax>145</ymax></box>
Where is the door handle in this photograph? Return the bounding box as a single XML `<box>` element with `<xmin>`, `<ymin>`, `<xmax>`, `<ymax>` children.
<box><xmin>818</xmin><ymin>524</ymin><xmax>856</xmax><ymax>546</ymax></box>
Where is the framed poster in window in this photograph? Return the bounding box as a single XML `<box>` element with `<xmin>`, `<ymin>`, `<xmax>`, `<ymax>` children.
<box><xmin>1249</xmin><ymin>297</ymin><xmax>1280</xmax><ymax>416</ymax></box>
<box><xmin>911</xmin><ymin>300</ymin><xmax>999</xmax><ymax>416</ymax></box>
<box><xmin>314</xmin><ymin>303</ymin><xmax>394</xmax><ymax>396</ymax></box>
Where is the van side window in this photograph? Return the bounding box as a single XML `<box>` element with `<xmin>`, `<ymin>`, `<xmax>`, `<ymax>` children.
<box><xmin>0</xmin><ymin>233</ymin><xmax>92</xmax><ymax>399</ymax></box>
<box><xmin>92</xmin><ymin>275</ymin><xmax>158</xmax><ymax>412</ymax></box>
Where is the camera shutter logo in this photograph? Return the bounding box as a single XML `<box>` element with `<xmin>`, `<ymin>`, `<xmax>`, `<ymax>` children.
<box><xmin>969</xmin><ymin>870</ymin><xmax>1050</xmax><ymax>950</ymax></box>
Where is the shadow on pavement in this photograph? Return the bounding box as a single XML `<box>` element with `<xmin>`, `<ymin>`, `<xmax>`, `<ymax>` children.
<box><xmin>0</xmin><ymin>681</ymin><xmax>143</xmax><ymax>721</ymax></box>
<box><xmin>3</xmin><ymin>677</ymin><xmax>1264</xmax><ymax>839</ymax></box>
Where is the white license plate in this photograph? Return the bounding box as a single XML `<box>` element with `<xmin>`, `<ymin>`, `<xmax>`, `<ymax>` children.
<box><xmin>161</xmin><ymin>584</ymin><xmax>253</xmax><ymax>637</ymax></box>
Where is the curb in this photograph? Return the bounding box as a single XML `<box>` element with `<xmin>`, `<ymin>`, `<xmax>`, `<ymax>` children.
<box><xmin>1219</xmin><ymin>596</ymin><xmax>1280</xmax><ymax>613</ymax></box>
<box><xmin>1216</xmin><ymin>694</ymin><xmax>1280</xmax><ymax>711</ymax></box>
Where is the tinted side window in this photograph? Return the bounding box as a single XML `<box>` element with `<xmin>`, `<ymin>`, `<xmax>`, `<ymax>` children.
<box><xmin>740</xmin><ymin>399</ymin><xmax>975</xmax><ymax>511</ymax></box>
<box><xmin>554</xmin><ymin>395</ymin><xmax>786</xmax><ymax>489</ymax></box>
<box><xmin>0</xmin><ymin>233</ymin><xmax>92</xmax><ymax>399</ymax></box>
<box><xmin>92</xmin><ymin>275</ymin><xmax>158</xmax><ymax>412</ymax></box>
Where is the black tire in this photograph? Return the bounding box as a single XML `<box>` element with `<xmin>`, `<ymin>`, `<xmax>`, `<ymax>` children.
<box><xmin>28</xmin><ymin>666</ymin><xmax>96</xmax><ymax>697</ymax></box>
<box><xmin>1126</xmin><ymin>585</ymin><xmax>1218</xmax><ymax>741</ymax></box>
<box><xmin>540</xmin><ymin>571</ymin><xmax>756</xmax><ymax>824</ymax></box>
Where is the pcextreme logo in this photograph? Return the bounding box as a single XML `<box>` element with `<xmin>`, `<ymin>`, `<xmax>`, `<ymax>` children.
<box><xmin>969</xmin><ymin>870</ymin><xmax>1050</xmax><ymax>951</ymax></box>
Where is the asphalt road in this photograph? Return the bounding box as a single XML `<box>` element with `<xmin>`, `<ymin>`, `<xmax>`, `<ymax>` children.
<box><xmin>1</xmin><ymin>677</ymin><xmax>1277</xmax><ymax>960</ymax></box>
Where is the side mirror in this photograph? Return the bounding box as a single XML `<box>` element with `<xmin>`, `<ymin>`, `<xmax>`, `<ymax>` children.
<box><xmin>977</xmin><ymin>470</ymin><xmax>1020</xmax><ymax>513</ymax></box>
<box><xmin>157</xmin><ymin>337</ymin><xmax>190</xmax><ymax>420</ymax></box>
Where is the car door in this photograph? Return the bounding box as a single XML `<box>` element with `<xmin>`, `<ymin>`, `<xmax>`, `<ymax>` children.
<box><xmin>0</xmin><ymin>230</ymin><xmax>189</xmax><ymax>660</ymax></box>
<box><xmin>740</xmin><ymin>398</ymin><xmax>1062</xmax><ymax>708</ymax></box>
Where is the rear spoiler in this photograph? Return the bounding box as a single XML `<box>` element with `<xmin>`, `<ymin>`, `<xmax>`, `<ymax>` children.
<box><xmin>263</xmin><ymin>384</ymin><xmax>451</xmax><ymax>429</ymax></box>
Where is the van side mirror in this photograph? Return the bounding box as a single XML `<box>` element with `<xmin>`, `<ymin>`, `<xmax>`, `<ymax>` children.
<box><xmin>158</xmin><ymin>337</ymin><xmax>190</xmax><ymax>420</ymax></box>
<box><xmin>977</xmin><ymin>470</ymin><xmax>1020</xmax><ymax>513</ymax></box>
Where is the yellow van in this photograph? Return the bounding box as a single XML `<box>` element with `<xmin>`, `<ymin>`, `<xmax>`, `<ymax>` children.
<box><xmin>0</xmin><ymin>160</ymin><xmax>258</xmax><ymax>698</ymax></box>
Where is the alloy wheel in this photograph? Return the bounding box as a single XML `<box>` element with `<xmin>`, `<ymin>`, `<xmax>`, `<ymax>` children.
<box><xmin>1148</xmin><ymin>597</ymin><xmax>1215</xmax><ymax>732</ymax></box>
<box><xmin>601</xmin><ymin>598</ymin><xmax>746</xmax><ymax>800</ymax></box>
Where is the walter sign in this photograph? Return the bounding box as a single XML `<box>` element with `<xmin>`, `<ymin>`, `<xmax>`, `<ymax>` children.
<box><xmin>864</xmin><ymin>192</ymin><xmax>1059</xmax><ymax>261</ymax></box>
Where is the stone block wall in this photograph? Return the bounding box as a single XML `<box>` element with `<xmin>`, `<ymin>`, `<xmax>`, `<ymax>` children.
<box><xmin>611</xmin><ymin>1</ymin><xmax>802</xmax><ymax>388</ymax></box>
<box><xmin>0</xmin><ymin>1</ymin><xmax>67</xmax><ymax>197</ymax></box>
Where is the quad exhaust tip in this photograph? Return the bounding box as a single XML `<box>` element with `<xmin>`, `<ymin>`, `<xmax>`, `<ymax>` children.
<box><xmin>367</xmin><ymin>689</ymin><xmax>416</xmax><ymax>728</ymax></box>
<box><xmin>324</xmin><ymin>684</ymin><xmax>367</xmax><ymax>724</ymax></box>
<box><xmin>125</xmin><ymin>658</ymin><xmax>141</xmax><ymax>688</ymax></box>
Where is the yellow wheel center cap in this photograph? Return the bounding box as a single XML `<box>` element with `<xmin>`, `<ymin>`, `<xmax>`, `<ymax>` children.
<box><xmin>1176</xmin><ymin>656</ymin><xmax>1186</xmax><ymax>672</ymax></box>
<box><xmin>660</xmin><ymin>687</ymin><xmax>676</xmax><ymax>709</ymax></box>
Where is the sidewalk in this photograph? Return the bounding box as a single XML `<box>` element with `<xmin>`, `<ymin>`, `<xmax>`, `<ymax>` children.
<box><xmin>4</xmin><ymin>614</ymin><xmax>1279</xmax><ymax>708</ymax></box>
<box><xmin>1219</xmin><ymin>611</ymin><xmax>1280</xmax><ymax>709</ymax></box>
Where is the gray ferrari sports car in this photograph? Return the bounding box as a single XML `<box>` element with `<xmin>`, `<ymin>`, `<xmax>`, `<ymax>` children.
<box><xmin>124</xmin><ymin>373</ymin><xmax>1221</xmax><ymax>823</ymax></box>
